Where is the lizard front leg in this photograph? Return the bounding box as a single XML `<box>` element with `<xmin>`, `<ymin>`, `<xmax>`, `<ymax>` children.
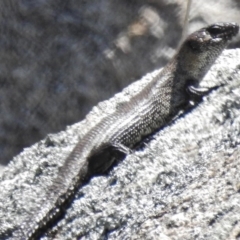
<box><xmin>186</xmin><ymin>80</ymin><xmax>223</xmax><ymax>104</ymax></box>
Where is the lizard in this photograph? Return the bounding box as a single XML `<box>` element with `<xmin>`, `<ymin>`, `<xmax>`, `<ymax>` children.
<box><xmin>15</xmin><ymin>22</ymin><xmax>239</xmax><ymax>239</ymax></box>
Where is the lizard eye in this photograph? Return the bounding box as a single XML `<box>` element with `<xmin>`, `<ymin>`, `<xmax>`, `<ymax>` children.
<box><xmin>208</xmin><ymin>26</ymin><xmax>223</xmax><ymax>37</ymax></box>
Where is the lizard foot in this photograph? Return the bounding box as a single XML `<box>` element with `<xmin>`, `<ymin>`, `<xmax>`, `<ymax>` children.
<box><xmin>187</xmin><ymin>81</ymin><xmax>223</xmax><ymax>103</ymax></box>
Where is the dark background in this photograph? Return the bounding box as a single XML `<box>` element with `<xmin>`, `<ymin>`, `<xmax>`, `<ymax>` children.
<box><xmin>0</xmin><ymin>0</ymin><xmax>240</xmax><ymax>169</ymax></box>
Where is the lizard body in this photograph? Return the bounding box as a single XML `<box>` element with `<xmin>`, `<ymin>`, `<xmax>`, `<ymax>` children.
<box><xmin>16</xmin><ymin>22</ymin><xmax>239</xmax><ymax>239</ymax></box>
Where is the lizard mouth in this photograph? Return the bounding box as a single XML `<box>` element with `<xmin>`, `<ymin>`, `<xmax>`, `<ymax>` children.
<box><xmin>207</xmin><ymin>22</ymin><xmax>239</xmax><ymax>40</ymax></box>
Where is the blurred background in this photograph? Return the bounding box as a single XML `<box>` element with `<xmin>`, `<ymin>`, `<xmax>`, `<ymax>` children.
<box><xmin>0</xmin><ymin>0</ymin><xmax>239</xmax><ymax>171</ymax></box>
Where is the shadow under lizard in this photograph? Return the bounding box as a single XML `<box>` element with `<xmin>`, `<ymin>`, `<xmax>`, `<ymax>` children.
<box><xmin>16</xmin><ymin>22</ymin><xmax>239</xmax><ymax>239</ymax></box>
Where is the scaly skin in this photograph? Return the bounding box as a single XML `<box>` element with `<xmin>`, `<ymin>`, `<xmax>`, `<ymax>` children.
<box><xmin>15</xmin><ymin>22</ymin><xmax>239</xmax><ymax>240</ymax></box>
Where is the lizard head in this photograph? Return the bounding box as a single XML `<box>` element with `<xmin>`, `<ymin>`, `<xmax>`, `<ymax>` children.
<box><xmin>176</xmin><ymin>22</ymin><xmax>239</xmax><ymax>81</ymax></box>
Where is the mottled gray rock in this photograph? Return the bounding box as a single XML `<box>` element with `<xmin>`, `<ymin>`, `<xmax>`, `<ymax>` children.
<box><xmin>1</xmin><ymin>0</ymin><xmax>240</xmax><ymax>167</ymax></box>
<box><xmin>0</xmin><ymin>49</ymin><xmax>240</xmax><ymax>239</ymax></box>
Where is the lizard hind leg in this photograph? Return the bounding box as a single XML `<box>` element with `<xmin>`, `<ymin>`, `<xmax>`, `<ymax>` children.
<box><xmin>88</xmin><ymin>143</ymin><xmax>128</xmax><ymax>175</ymax></box>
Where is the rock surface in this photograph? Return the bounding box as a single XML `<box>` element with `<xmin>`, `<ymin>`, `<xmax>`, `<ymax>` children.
<box><xmin>0</xmin><ymin>49</ymin><xmax>240</xmax><ymax>239</ymax></box>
